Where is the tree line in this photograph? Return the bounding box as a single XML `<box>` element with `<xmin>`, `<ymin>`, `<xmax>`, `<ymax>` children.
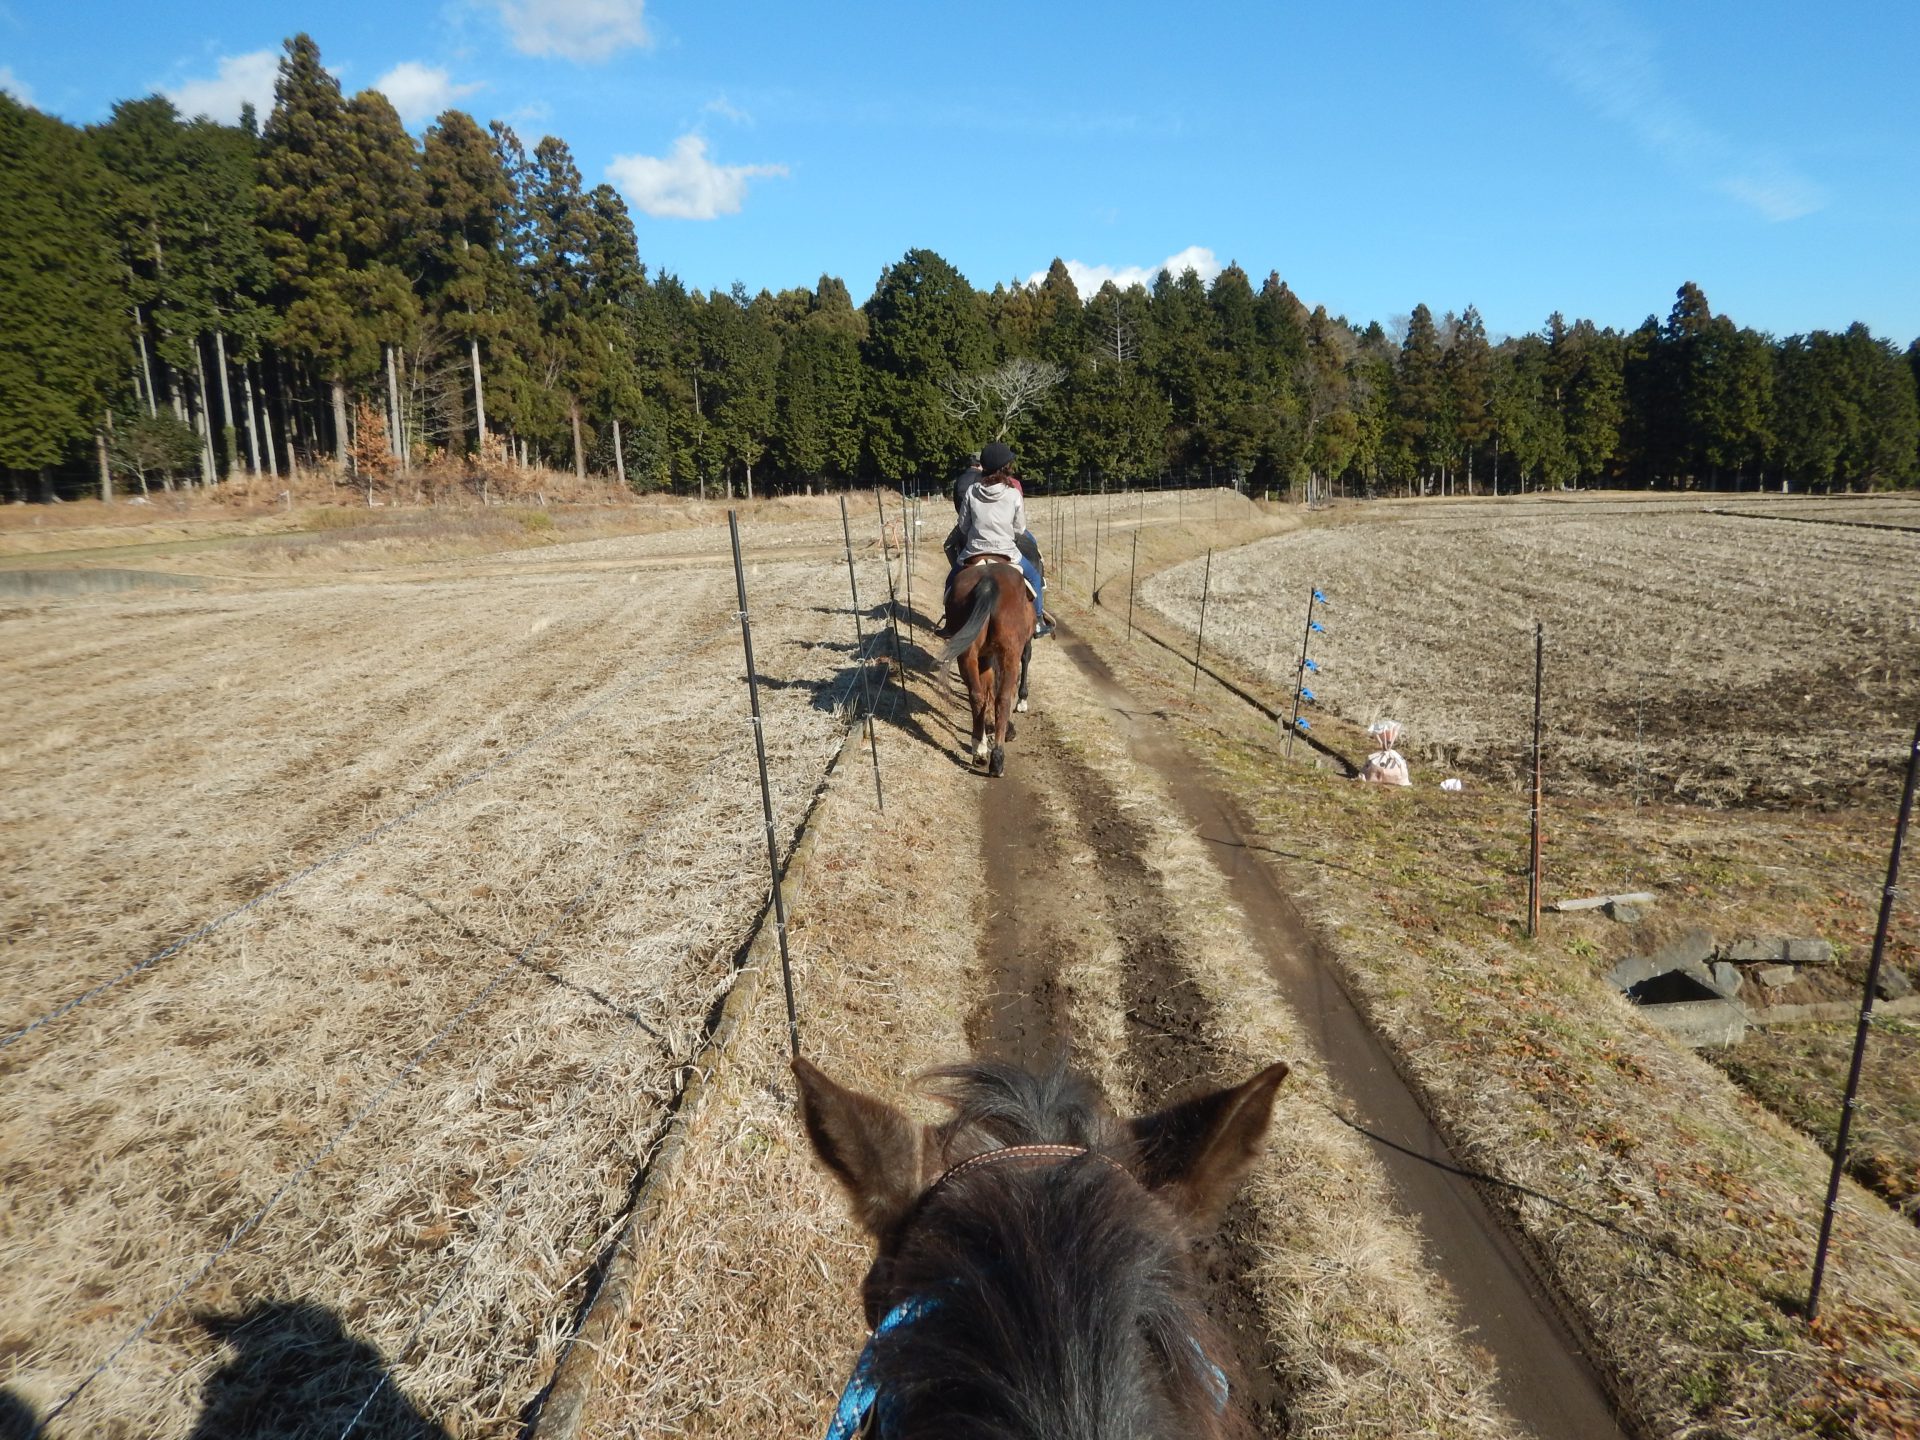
<box><xmin>3</xmin><ymin>32</ymin><xmax>1916</xmax><ymax>503</ymax></box>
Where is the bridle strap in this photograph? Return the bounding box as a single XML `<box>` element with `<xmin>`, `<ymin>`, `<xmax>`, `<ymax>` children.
<box><xmin>922</xmin><ymin>1143</ymin><xmax>1135</xmax><ymax>1203</ymax></box>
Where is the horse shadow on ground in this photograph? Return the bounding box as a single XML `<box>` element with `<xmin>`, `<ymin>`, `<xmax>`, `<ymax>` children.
<box><xmin>0</xmin><ymin>1303</ymin><xmax>444</xmax><ymax>1440</ymax></box>
<box><xmin>761</xmin><ymin>632</ymin><xmax>964</xmax><ymax>762</ymax></box>
<box><xmin>185</xmin><ymin>1300</ymin><xmax>448</xmax><ymax>1440</ymax></box>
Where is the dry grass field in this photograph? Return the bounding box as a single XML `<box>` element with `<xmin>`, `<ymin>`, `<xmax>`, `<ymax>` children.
<box><xmin>0</xmin><ymin>497</ymin><xmax>882</xmax><ymax>1438</ymax></box>
<box><xmin>1117</xmin><ymin>490</ymin><xmax>1920</xmax><ymax>1436</ymax></box>
<box><xmin>1143</xmin><ymin>492</ymin><xmax>1920</xmax><ymax>808</ymax></box>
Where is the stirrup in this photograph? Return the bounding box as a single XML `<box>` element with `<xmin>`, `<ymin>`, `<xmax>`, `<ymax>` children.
<box><xmin>1034</xmin><ymin>618</ymin><xmax>1055</xmax><ymax>638</ymax></box>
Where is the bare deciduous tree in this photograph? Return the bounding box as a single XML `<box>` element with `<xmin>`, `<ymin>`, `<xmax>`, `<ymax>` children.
<box><xmin>940</xmin><ymin>357</ymin><xmax>1066</xmax><ymax>440</ymax></box>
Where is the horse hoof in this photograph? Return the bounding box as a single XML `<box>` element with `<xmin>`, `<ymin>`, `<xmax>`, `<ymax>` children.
<box><xmin>988</xmin><ymin>746</ymin><xmax>1006</xmax><ymax>778</ymax></box>
<box><xmin>1015</xmin><ymin>698</ymin><xmax>1028</xmax><ymax>713</ymax></box>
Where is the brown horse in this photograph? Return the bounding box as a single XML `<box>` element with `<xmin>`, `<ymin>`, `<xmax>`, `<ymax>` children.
<box><xmin>939</xmin><ymin>560</ymin><xmax>1034</xmax><ymax>777</ymax></box>
<box><xmin>795</xmin><ymin>1055</ymin><xmax>1290</xmax><ymax>1440</ymax></box>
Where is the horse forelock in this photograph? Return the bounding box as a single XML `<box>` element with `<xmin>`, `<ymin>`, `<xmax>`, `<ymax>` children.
<box><xmin>866</xmin><ymin>1159</ymin><xmax>1243</xmax><ymax>1440</ymax></box>
<box><xmin>860</xmin><ymin>1064</ymin><xmax>1247</xmax><ymax>1440</ymax></box>
<box><xmin>923</xmin><ymin>1061</ymin><xmax>1122</xmax><ymax>1156</ymax></box>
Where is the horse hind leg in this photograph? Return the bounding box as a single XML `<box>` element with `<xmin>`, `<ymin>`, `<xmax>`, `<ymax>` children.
<box><xmin>961</xmin><ymin>651</ymin><xmax>990</xmax><ymax>763</ymax></box>
<box><xmin>1015</xmin><ymin>636</ymin><xmax>1033</xmax><ymax>713</ymax></box>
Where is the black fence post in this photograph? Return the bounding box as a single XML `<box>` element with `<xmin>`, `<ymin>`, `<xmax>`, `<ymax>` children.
<box><xmin>728</xmin><ymin>511</ymin><xmax>800</xmax><ymax>1058</ymax></box>
<box><xmin>839</xmin><ymin>494</ymin><xmax>884</xmax><ymax>813</ymax></box>
<box><xmin>1191</xmin><ymin>548</ymin><xmax>1213</xmax><ymax>693</ymax></box>
<box><xmin>1528</xmin><ymin>623</ymin><xmax>1544</xmax><ymax>938</ymax></box>
<box><xmin>1127</xmin><ymin>529</ymin><xmax>1139</xmax><ymax>643</ymax></box>
<box><xmin>1807</xmin><ymin>716</ymin><xmax>1920</xmax><ymax>1322</ymax></box>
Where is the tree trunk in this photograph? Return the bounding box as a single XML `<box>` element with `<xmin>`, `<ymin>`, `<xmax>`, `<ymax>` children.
<box><xmin>385</xmin><ymin>344</ymin><xmax>404</xmax><ymax>475</ymax></box>
<box><xmin>745</xmin><ymin>458</ymin><xmax>754</xmax><ymax>501</ymax></box>
<box><xmin>133</xmin><ymin>309</ymin><xmax>159</xmax><ymax>418</ymax></box>
<box><xmin>569</xmin><ymin>397</ymin><xmax>585</xmax><ymax>479</ymax></box>
<box><xmin>214</xmin><ymin>329</ymin><xmax>243</xmax><ymax>474</ymax></box>
<box><xmin>331</xmin><ymin>378</ymin><xmax>349</xmax><ymax>470</ymax></box>
<box><xmin>612</xmin><ymin>417</ymin><xmax>626</xmax><ymax>488</ymax></box>
<box><xmin>96</xmin><ymin>427</ymin><xmax>112</xmax><ymax>503</ymax></box>
<box><xmin>191</xmin><ymin>340</ymin><xmax>218</xmax><ymax>486</ymax></box>
<box><xmin>241</xmin><ymin>358</ymin><xmax>264</xmax><ymax>477</ymax></box>
<box><xmin>251</xmin><ymin>360</ymin><xmax>278</xmax><ymax>480</ymax></box>
<box><xmin>469</xmin><ymin>337</ymin><xmax>488</xmax><ymax>454</ymax></box>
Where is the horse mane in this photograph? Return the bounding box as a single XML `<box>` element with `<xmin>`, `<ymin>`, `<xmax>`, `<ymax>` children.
<box><xmin>863</xmin><ymin>1063</ymin><xmax>1249</xmax><ymax>1440</ymax></box>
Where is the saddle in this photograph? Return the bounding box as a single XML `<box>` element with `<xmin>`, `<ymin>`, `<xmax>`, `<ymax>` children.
<box><xmin>954</xmin><ymin>553</ymin><xmax>1036</xmax><ymax>599</ymax></box>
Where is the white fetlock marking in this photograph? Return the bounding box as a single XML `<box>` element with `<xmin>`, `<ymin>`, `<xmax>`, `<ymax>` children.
<box><xmin>1015</xmin><ymin>699</ymin><xmax>1028</xmax><ymax>713</ymax></box>
<box><xmin>973</xmin><ymin>737</ymin><xmax>989</xmax><ymax>761</ymax></box>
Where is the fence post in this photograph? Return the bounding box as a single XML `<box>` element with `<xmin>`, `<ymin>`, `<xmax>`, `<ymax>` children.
<box><xmin>1191</xmin><ymin>549</ymin><xmax>1213</xmax><ymax>693</ymax></box>
<box><xmin>1127</xmin><ymin>529</ymin><xmax>1139</xmax><ymax>643</ymax></box>
<box><xmin>839</xmin><ymin>494</ymin><xmax>884</xmax><ymax>813</ymax></box>
<box><xmin>1528</xmin><ymin>623</ymin><xmax>1544</xmax><ymax>938</ymax></box>
<box><xmin>1092</xmin><ymin>512</ymin><xmax>1102</xmax><ymax>602</ymax></box>
<box><xmin>900</xmin><ymin>491</ymin><xmax>915</xmax><ymax>654</ymax></box>
<box><xmin>1285</xmin><ymin>586</ymin><xmax>1328</xmax><ymax>758</ymax></box>
<box><xmin>1807</xmin><ymin>716</ymin><xmax>1920</xmax><ymax>1322</ymax></box>
<box><xmin>728</xmin><ymin>511</ymin><xmax>800</xmax><ymax>1058</ymax></box>
<box><xmin>874</xmin><ymin>488</ymin><xmax>904</xmax><ymax>686</ymax></box>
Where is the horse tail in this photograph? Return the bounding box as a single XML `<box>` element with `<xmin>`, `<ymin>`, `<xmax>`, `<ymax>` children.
<box><xmin>939</xmin><ymin>574</ymin><xmax>998</xmax><ymax>663</ymax></box>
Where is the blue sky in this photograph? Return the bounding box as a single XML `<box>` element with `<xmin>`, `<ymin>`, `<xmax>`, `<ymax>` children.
<box><xmin>4</xmin><ymin>0</ymin><xmax>1916</xmax><ymax>344</ymax></box>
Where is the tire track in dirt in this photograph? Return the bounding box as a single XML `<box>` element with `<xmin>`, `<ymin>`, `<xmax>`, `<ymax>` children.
<box><xmin>1051</xmin><ymin>622</ymin><xmax>1631</xmax><ymax>1440</ymax></box>
<box><xmin>966</xmin><ymin>693</ymin><xmax>1291</xmax><ymax>1430</ymax></box>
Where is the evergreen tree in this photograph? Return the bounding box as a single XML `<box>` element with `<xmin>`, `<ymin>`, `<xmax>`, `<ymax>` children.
<box><xmin>0</xmin><ymin>95</ymin><xmax>127</xmax><ymax>488</ymax></box>
<box><xmin>860</xmin><ymin>248</ymin><xmax>990</xmax><ymax>484</ymax></box>
<box><xmin>1392</xmin><ymin>304</ymin><xmax>1446</xmax><ymax>488</ymax></box>
<box><xmin>1443</xmin><ymin>306</ymin><xmax>1494</xmax><ymax>491</ymax></box>
<box><xmin>421</xmin><ymin>110</ymin><xmax>515</xmax><ymax>453</ymax></box>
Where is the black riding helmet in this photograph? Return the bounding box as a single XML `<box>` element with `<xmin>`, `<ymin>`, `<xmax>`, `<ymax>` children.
<box><xmin>980</xmin><ymin>440</ymin><xmax>1016</xmax><ymax>476</ymax></box>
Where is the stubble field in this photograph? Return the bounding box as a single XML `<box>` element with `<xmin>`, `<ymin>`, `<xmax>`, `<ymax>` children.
<box><xmin>1143</xmin><ymin>493</ymin><xmax>1920</xmax><ymax>809</ymax></box>
<box><xmin>0</xmin><ymin>502</ymin><xmax>878</xmax><ymax>1438</ymax></box>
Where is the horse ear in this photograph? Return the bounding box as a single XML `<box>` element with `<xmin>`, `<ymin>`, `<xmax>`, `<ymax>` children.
<box><xmin>793</xmin><ymin>1057</ymin><xmax>928</xmax><ymax>1239</ymax></box>
<box><xmin>1127</xmin><ymin>1062</ymin><xmax>1290</xmax><ymax>1230</ymax></box>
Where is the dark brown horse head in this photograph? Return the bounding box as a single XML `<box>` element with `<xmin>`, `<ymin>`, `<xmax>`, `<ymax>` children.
<box><xmin>794</xmin><ymin>1056</ymin><xmax>1289</xmax><ymax>1439</ymax></box>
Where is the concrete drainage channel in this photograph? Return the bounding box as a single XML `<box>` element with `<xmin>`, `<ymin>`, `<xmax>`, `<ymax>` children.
<box><xmin>1609</xmin><ymin>928</ymin><xmax>1919</xmax><ymax>1047</ymax></box>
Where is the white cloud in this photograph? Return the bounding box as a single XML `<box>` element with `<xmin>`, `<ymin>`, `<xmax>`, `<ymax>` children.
<box><xmin>164</xmin><ymin>49</ymin><xmax>279</xmax><ymax>125</ymax></box>
<box><xmin>374</xmin><ymin>61</ymin><xmax>482</xmax><ymax>128</ymax></box>
<box><xmin>1525</xmin><ymin>0</ymin><xmax>1825</xmax><ymax>222</ymax></box>
<box><xmin>607</xmin><ymin>134</ymin><xmax>787</xmax><ymax>220</ymax></box>
<box><xmin>1029</xmin><ymin>245</ymin><xmax>1223</xmax><ymax>296</ymax></box>
<box><xmin>0</xmin><ymin>65</ymin><xmax>34</xmax><ymax>106</ymax></box>
<box><xmin>702</xmin><ymin>95</ymin><xmax>751</xmax><ymax>125</ymax></box>
<box><xmin>493</xmin><ymin>0</ymin><xmax>650</xmax><ymax>62</ymax></box>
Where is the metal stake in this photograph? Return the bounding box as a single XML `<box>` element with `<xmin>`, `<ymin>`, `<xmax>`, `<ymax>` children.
<box><xmin>728</xmin><ymin>510</ymin><xmax>799</xmax><ymax>1058</ymax></box>
<box><xmin>1191</xmin><ymin>548</ymin><xmax>1213</xmax><ymax>694</ymax></box>
<box><xmin>875</xmin><ymin>488</ymin><xmax>904</xmax><ymax>686</ymax></box>
<box><xmin>839</xmin><ymin>494</ymin><xmax>884</xmax><ymax>813</ymax></box>
<box><xmin>1807</xmin><ymin>716</ymin><xmax>1920</xmax><ymax>1322</ymax></box>
<box><xmin>1528</xmin><ymin>623</ymin><xmax>1544</xmax><ymax>938</ymax></box>
<box><xmin>1285</xmin><ymin>585</ymin><xmax>1318</xmax><ymax>758</ymax></box>
<box><xmin>1127</xmin><ymin>529</ymin><xmax>1139</xmax><ymax>643</ymax></box>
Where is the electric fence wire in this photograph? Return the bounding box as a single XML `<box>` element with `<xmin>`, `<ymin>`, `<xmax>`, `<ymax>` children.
<box><xmin>30</xmin><ymin>739</ymin><xmax>748</xmax><ymax>1438</ymax></box>
<box><xmin>3</xmin><ymin>614</ymin><xmax>744</xmax><ymax>1054</ymax></box>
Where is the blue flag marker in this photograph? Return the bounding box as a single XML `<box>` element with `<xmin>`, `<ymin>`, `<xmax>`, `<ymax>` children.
<box><xmin>1299</xmin><ymin>688</ymin><xmax>1316</xmax><ymax>704</ymax></box>
<box><xmin>1302</xmin><ymin>658</ymin><xmax>1319</xmax><ymax>673</ymax></box>
<box><xmin>1310</xmin><ymin>620</ymin><xmax>1325</xmax><ymax>634</ymax></box>
<box><xmin>1295</xmin><ymin>716</ymin><xmax>1311</xmax><ymax>731</ymax></box>
<box><xmin>1313</xmin><ymin>589</ymin><xmax>1328</xmax><ymax>605</ymax></box>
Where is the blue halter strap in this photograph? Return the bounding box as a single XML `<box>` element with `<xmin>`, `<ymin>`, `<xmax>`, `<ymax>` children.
<box><xmin>824</xmin><ymin>1296</ymin><xmax>936</xmax><ymax>1440</ymax></box>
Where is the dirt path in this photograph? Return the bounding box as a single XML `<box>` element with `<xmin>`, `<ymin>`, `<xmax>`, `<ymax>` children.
<box><xmin>964</xmin><ymin>621</ymin><xmax>1627</xmax><ymax>1440</ymax></box>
